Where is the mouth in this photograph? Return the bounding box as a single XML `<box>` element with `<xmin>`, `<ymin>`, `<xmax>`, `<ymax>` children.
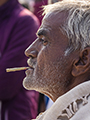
<box><xmin>25</xmin><ymin>58</ymin><xmax>36</xmax><ymax>76</ymax></box>
<box><xmin>25</xmin><ymin>67</ymin><xmax>34</xmax><ymax>76</ymax></box>
<box><xmin>27</xmin><ymin>58</ymin><xmax>36</xmax><ymax>69</ymax></box>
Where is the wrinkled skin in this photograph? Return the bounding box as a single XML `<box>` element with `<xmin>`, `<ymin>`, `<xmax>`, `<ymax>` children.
<box><xmin>23</xmin><ymin>11</ymin><xmax>79</xmax><ymax>101</ymax></box>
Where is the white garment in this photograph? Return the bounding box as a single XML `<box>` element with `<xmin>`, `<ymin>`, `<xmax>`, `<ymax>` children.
<box><xmin>34</xmin><ymin>81</ymin><xmax>90</xmax><ymax>120</ymax></box>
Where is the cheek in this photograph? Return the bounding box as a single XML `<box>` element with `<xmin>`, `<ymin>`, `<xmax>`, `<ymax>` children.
<box><xmin>34</xmin><ymin>45</ymin><xmax>66</xmax><ymax>79</ymax></box>
<box><xmin>36</xmin><ymin>47</ymin><xmax>50</xmax><ymax>67</ymax></box>
<box><xmin>36</xmin><ymin>48</ymin><xmax>62</xmax><ymax>76</ymax></box>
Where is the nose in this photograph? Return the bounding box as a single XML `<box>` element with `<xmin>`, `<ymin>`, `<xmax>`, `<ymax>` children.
<box><xmin>25</xmin><ymin>40</ymin><xmax>38</xmax><ymax>58</ymax></box>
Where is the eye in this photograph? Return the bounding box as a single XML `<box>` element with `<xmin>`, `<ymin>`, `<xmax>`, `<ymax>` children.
<box><xmin>40</xmin><ymin>37</ymin><xmax>48</xmax><ymax>46</ymax></box>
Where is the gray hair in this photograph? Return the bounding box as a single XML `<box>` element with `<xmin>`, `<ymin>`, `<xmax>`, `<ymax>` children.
<box><xmin>43</xmin><ymin>0</ymin><xmax>90</xmax><ymax>55</ymax></box>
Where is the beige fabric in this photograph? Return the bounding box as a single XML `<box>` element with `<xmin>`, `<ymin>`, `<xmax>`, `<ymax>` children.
<box><xmin>34</xmin><ymin>81</ymin><xmax>90</xmax><ymax>120</ymax></box>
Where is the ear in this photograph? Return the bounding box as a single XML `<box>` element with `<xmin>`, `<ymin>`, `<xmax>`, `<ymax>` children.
<box><xmin>72</xmin><ymin>47</ymin><xmax>90</xmax><ymax>77</ymax></box>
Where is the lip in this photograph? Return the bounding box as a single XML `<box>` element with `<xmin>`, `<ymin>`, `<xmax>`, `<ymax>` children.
<box><xmin>25</xmin><ymin>67</ymin><xmax>34</xmax><ymax>76</ymax></box>
<box><xmin>27</xmin><ymin>58</ymin><xmax>36</xmax><ymax>69</ymax></box>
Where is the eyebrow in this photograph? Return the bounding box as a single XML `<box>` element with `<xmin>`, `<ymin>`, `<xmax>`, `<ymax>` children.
<box><xmin>36</xmin><ymin>29</ymin><xmax>48</xmax><ymax>37</ymax></box>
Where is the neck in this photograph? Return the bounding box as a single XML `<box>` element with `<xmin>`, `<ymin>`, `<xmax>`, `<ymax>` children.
<box><xmin>42</xmin><ymin>89</ymin><xmax>66</xmax><ymax>102</ymax></box>
<box><xmin>48</xmin><ymin>77</ymin><xmax>90</xmax><ymax>102</ymax></box>
<box><xmin>68</xmin><ymin>76</ymin><xmax>90</xmax><ymax>92</ymax></box>
<box><xmin>0</xmin><ymin>0</ymin><xmax>8</xmax><ymax>6</ymax></box>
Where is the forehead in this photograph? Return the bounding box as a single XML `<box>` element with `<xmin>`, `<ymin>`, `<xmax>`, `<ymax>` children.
<box><xmin>37</xmin><ymin>11</ymin><xmax>69</xmax><ymax>50</ymax></box>
<box><xmin>42</xmin><ymin>10</ymin><xmax>68</xmax><ymax>28</ymax></box>
<box><xmin>37</xmin><ymin>11</ymin><xmax>68</xmax><ymax>38</ymax></box>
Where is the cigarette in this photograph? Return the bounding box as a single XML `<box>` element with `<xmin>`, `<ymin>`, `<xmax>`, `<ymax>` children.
<box><xmin>6</xmin><ymin>67</ymin><xmax>29</xmax><ymax>72</ymax></box>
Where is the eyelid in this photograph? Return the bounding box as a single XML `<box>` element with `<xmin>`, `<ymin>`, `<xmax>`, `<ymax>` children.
<box><xmin>39</xmin><ymin>36</ymin><xmax>48</xmax><ymax>46</ymax></box>
<box><xmin>38</xmin><ymin>35</ymin><xmax>45</xmax><ymax>40</ymax></box>
<box><xmin>42</xmin><ymin>36</ymin><xmax>45</xmax><ymax>39</ymax></box>
<box><xmin>40</xmin><ymin>36</ymin><xmax>46</xmax><ymax>41</ymax></box>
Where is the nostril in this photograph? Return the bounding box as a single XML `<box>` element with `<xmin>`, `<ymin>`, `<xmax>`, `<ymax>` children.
<box><xmin>25</xmin><ymin>49</ymin><xmax>38</xmax><ymax>58</ymax></box>
<box><xmin>30</xmin><ymin>51</ymin><xmax>38</xmax><ymax>58</ymax></box>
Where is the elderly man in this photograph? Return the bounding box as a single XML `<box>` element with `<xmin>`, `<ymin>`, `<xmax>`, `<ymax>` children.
<box><xmin>23</xmin><ymin>0</ymin><xmax>90</xmax><ymax>119</ymax></box>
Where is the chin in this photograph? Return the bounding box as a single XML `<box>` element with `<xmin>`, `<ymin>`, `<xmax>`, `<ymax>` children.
<box><xmin>23</xmin><ymin>77</ymin><xmax>38</xmax><ymax>91</ymax></box>
<box><xmin>23</xmin><ymin>77</ymin><xmax>31</xmax><ymax>90</ymax></box>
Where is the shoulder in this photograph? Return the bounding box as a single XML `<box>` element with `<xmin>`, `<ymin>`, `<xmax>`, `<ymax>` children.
<box><xmin>19</xmin><ymin>7</ymin><xmax>39</xmax><ymax>22</ymax></box>
<box><xmin>11</xmin><ymin>5</ymin><xmax>40</xmax><ymax>27</ymax></box>
<box><xmin>34</xmin><ymin>81</ymin><xmax>90</xmax><ymax>120</ymax></box>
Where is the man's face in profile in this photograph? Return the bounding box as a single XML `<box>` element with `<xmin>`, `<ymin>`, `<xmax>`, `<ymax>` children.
<box><xmin>23</xmin><ymin>11</ymin><xmax>75</xmax><ymax>99</ymax></box>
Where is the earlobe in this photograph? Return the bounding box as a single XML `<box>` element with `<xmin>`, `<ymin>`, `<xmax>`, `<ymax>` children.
<box><xmin>72</xmin><ymin>48</ymin><xmax>90</xmax><ymax>77</ymax></box>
